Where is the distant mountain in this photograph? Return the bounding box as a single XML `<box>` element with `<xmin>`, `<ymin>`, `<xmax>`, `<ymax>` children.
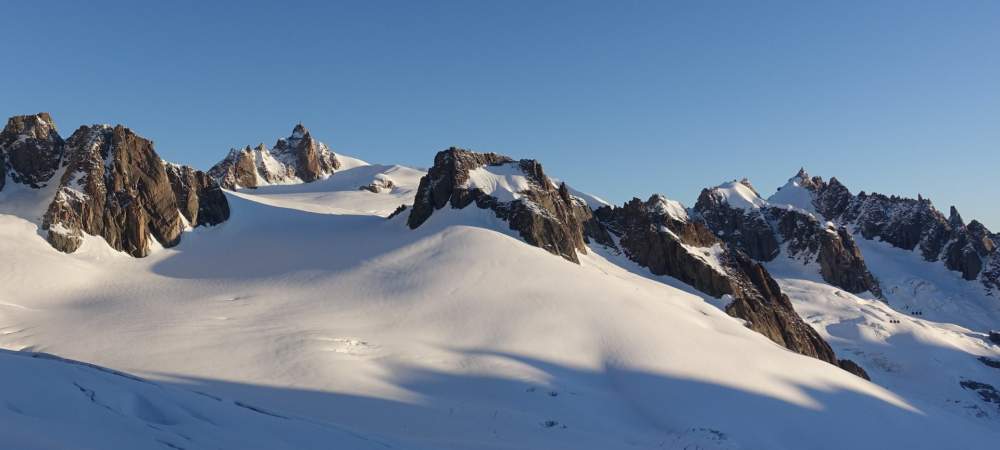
<box><xmin>207</xmin><ymin>124</ymin><xmax>362</xmax><ymax>190</ymax></box>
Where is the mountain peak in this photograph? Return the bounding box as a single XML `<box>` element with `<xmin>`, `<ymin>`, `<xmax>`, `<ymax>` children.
<box><xmin>291</xmin><ymin>123</ymin><xmax>309</xmax><ymax>139</ymax></box>
<box><xmin>949</xmin><ymin>206</ymin><xmax>965</xmax><ymax>228</ymax></box>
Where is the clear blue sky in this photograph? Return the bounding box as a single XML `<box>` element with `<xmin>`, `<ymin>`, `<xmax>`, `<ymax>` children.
<box><xmin>3</xmin><ymin>1</ymin><xmax>998</xmax><ymax>228</ymax></box>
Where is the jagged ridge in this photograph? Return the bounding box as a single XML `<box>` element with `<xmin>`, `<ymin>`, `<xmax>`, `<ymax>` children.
<box><xmin>0</xmin><ymin>113</ymin><xmax>230</xmax><ymax>257</ymax></box>
<box><xmin>208</xmin><ymin>124</ymin><xmax>342</xmax><ymax>190</ymax></box>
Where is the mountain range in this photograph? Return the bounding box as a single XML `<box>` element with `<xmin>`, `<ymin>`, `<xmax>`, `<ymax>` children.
<box><xmin>2</xmin><ymin>112</ymin><xmax>999</xmax><ymax>449</ymax></box>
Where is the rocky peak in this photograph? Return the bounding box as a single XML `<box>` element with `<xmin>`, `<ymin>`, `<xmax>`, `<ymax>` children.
<box><xmin>772</xmin><ymin>170</ymin><xmax>999</xmax><ymax>288</ymax></box>
<box><xmin>42</xmin><ymin>122</ymin><xmax>228</xmax><ymax>257</ymax></box>
<box><xmin>791</xmin><ymin>167</ymin><xmax>824</xmax><ymax>191</ymax></box>
<box><xmin>209</xmin><ymin>124</ymin><xmax>341</xmax><ymax>189</ymax></box>
<box><xmin>406</xmin><ymin>147</ymin><xmax>610</xmax><ymax>264</ymax></box>
<box><xmin>693</xmin><ymin>176</ymin><xmax>883</xmax><ymax>297</ymax></box>
<box><xmin>949</xmin><ymin>206</ymin><xmax>966</xmax><ymax>229</ymax></box>
<box><xmin>694</xmin><ymin>181</ymin><xmax>779</xmax><ymax>261</ymax></box>
<box><xmin>290</xmin><ymin>123</ymin><xmax>308</xmax><ymax>140</ymax></box>
<box><xmin>0</xmin><ymin>112</ymin><xmax>65</xmax><ymax>188</ymax></box>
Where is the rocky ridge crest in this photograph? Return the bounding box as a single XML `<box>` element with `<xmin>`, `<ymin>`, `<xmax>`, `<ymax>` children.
<box><xmin>208</xmin><ymin>124</ymin><xmax>341</xmax><ymax>189</ymax></box>
<box><xmin>0</xmin><ymin>113</ymin><xmax>229</xmax><ymax>257</ymax></box>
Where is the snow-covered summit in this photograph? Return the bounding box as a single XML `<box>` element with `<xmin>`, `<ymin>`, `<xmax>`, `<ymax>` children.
<box><xmin>767</xmin><ymin>168</ymin><xmax>821</xmax><ymax>215</ymax></box>
<box><xmin>648</xmin><ymin>193</ymin><xmax>689</xmax><ymax>222</ymax></box>
<box><xmin>208</xmin><ymin>124</ymin><xmax>359</xmax><ymax>190</ymax></box>
<box><xmin>703</xmin><ymin>178</ymin><xmax>769</xmax><ymax>211</ymax></box>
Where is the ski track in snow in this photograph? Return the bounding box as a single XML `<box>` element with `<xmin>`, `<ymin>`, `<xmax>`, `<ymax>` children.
<box><xmin>1</xmin><ymin>163</ymin><xmax>999</xmax><ymax>449</ymax></box>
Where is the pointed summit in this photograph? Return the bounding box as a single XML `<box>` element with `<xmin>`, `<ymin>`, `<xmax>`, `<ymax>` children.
<box><xmin>796</xmin><ymin>167</ymin><xmax>809</xmax><ymax>180</ymax></box>
<box><xmin>949</xmin><ymin>206</ymin><xmax>965</xmax><ymax>228</ymax></box>
<box><xmin>208</xmin><ymin>123</ymin><xmax>346</xmax><ymax>189</ymax></box>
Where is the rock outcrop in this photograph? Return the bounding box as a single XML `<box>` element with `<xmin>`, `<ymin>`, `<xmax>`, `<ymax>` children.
<box><xmin>793</xmin><ymin>170</ymin><xmax>999</xmax><ymax>289</ymax></box>
<box><xmin>769</xmin><ymin>207</ymin><xmax>882</xmax><ymax>297</ymax></box>
<box><xmin>359</xmin><ymin>174</ymin><xmax>395</xmax><ymax>193</ymax></box>
<box><xmin>407</xmin><ymin>147</ymin><xmax>612</xmax><ymax>264</ymax></box>
<box><xmin>694</xmin><ymin>180</ymin><xmax>780</xmax><ymax>261</ymax></box>
<box><xmin>0</xmin><ymin>113</ymin><xmax>65</xmax><ymax>189</ymax></box>
<box><xmin>593</xmin><ymin>194</ymin><xmax>869</xmax><ymax>379</ymax></box>
<box><xmin>0</xmin><ymin>113</ymin><xmax>231</xmax><ymax>257</ymax></box>
<box><xmin>165</xmin><ymin>163</ymin><xmax>230</xmax><ymax>227</ymax></box>
<box><xmin>594</xmin><ymin>195</ymin><xmax>730</xmax><ymax>295</ymax></box>
<box><xmin>694</xmin><ymin>176</ymin><xmax>882</xmax><ymax>297</ymax></box>
<box><xmin>208</xmin><ymin>124</ymin><xmax>341</xmax><ymax>189</ymax></box>
<box><xmin>42</xmin><ymin>124</ymin><xmax>226</xmax><ymax>256</ymax></box>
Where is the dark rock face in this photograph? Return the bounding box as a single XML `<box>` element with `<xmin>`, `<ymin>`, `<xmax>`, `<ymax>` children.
<box><xmin>208</xmin><ymin>125</ymin><xmax>341</xmax><ymax>189</ymax></box>
<box><xmin>818</xmin><ymin>226</ymin><xmax>882</xmax><ymax>296</ymax></box>
<box><xmin>723</xmin><ymin>250</ymin><xmax>841</xmax><ymax>364</ymax></box>
<box><xmin>209</xmin><ymin>146</ymin><xmax>261</xmax><ymax>189</ymax></box>
<box><xmin>39</xmin><ymin>123</ymin><xmax>229</xmax><ymax>257</ymax></box>
<box><xmin>0</xmin><ymin>113</ymin><xmax>65</xmax><ymax>188</ymax></box>
<box><xmin>595</xmin><ymin>196</ymin><xmax>730</xmax><ymax>296</ymax></box>
<box><xmin>165</xmin><ymin>163</ymin><xmax>230</xmax><ymax>227</ymax></box>
<box><xmin>694</xmin><ymin>182</ymin><xmax>779</xmax><ymax>261</ymax></box>
<box><xmin>694</xmin><ymin>179</ymin><xmax>882</xmax><ymax>297</ymax></box>
<box><xmin>960</xmin><ymin>380</ymin><xmax>1000</xmax><ymax>408</ymax></box>
<box><xmin>837</xmin><ymin>359</ymin><xmax>871</xmax><ymax>380</ymax></box>
<box><xmin>272</xmin><ymin>124</ymin><xmax>340</xmax><ymax>183</ymax></box>
<box><xmin>989</xmin><ymin>331</ymin><xmax>1000</xmax><ymax>346</ymax></box>
<box><xmin>407</xmin><ymin>147</ymin><xmax>610</xmax><ymax>264</ymax></box>
<box><xmin>811</xmin><ymin>176</ymin><xmax>853</xmax><ymax>220</ymax></box>
<box><xmin>979</xmin><ymin>356</ymin><xmax>1000</xmax><ymax>370</ymax></box>
<box><xmin>706</xmin><ymin>169</ymin><xmax>998</xmax><ymax>294</ymax></box>
<box><xmin>842</xmin><ymin>192</ymin><xmax>952</xmax><ymax>261</ymax></box>
<box><xmin>595</xmin><ymin>194</ymin><xmax>867</xmax><ymax>377</ymax></box>
<box><xmin>769</xmin><ymin>207</ymin><xmax>881</xmax><ymax>296</ymax></box>
<box><xmin>943</xmin><ymin>219</ymin><xmax>996</xmax><ymax>281</ymax></box>
<box><xmin>806</xmin><ymin>172</ymin><xmax>998</xmax><ymax>287</ymax></box>
<box><xmin>407</xmin><ymin>149</ymin><xmax>514</xmax><ymax>228</ymax></box>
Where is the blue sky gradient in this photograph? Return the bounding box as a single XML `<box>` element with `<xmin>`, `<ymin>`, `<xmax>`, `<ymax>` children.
<box><xmin>3</xmin><ymin>1</ymin><xmax>998</xmax><ymax>227</ymax></box>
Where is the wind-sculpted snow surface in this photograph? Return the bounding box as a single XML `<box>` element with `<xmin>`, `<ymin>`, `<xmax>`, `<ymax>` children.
<box><xmin>0</xmin><ymin>350</ymin><xmax>408</xmax><ymax>450</ymax></box>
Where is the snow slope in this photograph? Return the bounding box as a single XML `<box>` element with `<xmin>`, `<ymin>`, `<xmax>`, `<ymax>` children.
<box><xmin>0</xmin><ymin>350</ymin><xmax>405</xmax><ymax>450</ymax></box>
<box><xmin>2</xmin><ymin>163</ymin><xmax>999</xmax><ymax>449</ymax></box>
<box><xmin>229</xmin><ymin>163</ymin><xmax>423</xmax><ymax>216</ymax></box>
<box><xmin>767</xmin><ymin>173</ymin><xmax>819</xmax><ymax>216</ymax></box>
<box><xmin>767</xmin><ymin>254</ymin><xmax>1000</xmax><ymax>426</ymax></box>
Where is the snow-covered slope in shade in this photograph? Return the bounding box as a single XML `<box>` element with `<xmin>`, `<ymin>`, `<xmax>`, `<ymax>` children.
<box><xmin>0</xmin><ymin>350</ymin><xmax>409</xmax><ymax>450</ymax></box>
<box><xmin>2</xmin><ymin>164</ymin><xmax>999</xmax><ymax>449</ymax></box>
<box><xmin>852</xmin><ymin>237</ymin><xmax>1000</xmax><ymax>331</ymax></box>
<box><xmin>767</xmin><ymin>257</ymin><xmax>1000</xmax><ymax>423</ymax></box>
